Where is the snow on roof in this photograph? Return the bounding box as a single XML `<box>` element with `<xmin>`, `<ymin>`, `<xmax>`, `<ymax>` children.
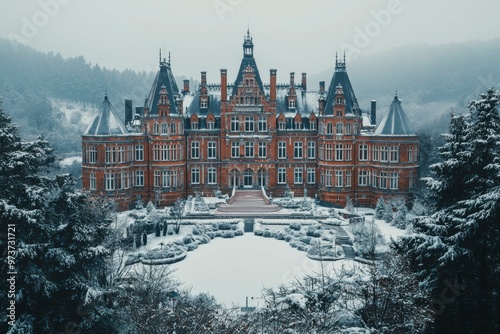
<box><xmin>84</xmin><ymin>95</ymin><xmax>129</xmax><ymax>136</ymax></box>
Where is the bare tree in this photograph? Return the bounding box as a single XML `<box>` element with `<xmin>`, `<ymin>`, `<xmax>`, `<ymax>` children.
<box><xmin>169</xmin><ymin>197</ymin><xmax>186</xmax><ymax>234</ymax></box>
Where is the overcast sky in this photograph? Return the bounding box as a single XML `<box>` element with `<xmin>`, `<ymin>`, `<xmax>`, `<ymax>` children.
<box><xmin>1</xmin><ymin>0</ymin><xmax>499</xmax><ymax>82</ymax></box>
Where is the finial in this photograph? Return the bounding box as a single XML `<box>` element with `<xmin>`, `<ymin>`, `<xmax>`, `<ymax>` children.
<box><xmin>168</xmin><ymin>51</ymin><xmax>171</xmax><ymax>65</ymax></box>
<box><xmin>343</xmin><ymin>50</ymin><xmax>346</xmax><ymax>65</ymax></box>
<box><xmin>159</xmin><ymin>49</ymin><xmax>161</xmax><ymax>65</ymax></box>
<box><xmin>335</xmin><ymin>52</ymin><xmax>338</xmax><ymax>65</ymax></box>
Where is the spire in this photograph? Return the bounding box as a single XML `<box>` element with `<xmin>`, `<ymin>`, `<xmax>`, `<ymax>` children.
<box><xmin>159</xmin><ymin>48</ymin><xmax>161</xmax><ymax>65</ymax></box>
<box><xmin>243</xmin><ymin>26</ymin><xmax>254</xmax><ymax>58</ymax></box>
<box><xmin>168</xmin><ymin>51</ymin><xmax>171</xmax><ymax>66</ymax></box>
<box><xmin>335</xmin><ymin>51</ymin><xmax>346</xmax><ymax>71</ymax></box>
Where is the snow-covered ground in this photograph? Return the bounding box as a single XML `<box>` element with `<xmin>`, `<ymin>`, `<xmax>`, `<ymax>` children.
<box><xmin>169</xmin><ymin>233</ymin><xmax>360</xmax><ymax>307</ymax></box>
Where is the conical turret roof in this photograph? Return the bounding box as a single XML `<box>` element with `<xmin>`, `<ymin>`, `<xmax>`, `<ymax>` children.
<box><xmin>84</xmin><ymin>94</ymin><xmax>128</xmax><ymax>136</ymax></box>
<box><xmin>374</xmin><ymin>95</ymin><xmax>415</xmax><ymax>135</ymax></box>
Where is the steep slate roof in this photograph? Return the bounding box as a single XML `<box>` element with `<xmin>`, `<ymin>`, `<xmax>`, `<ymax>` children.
<box><xmin>374</xmin><ymin>95</ymin><xmax>415</xmax><ymax>135</ymax></box>
<box><xmin>84</xmin><ymin>95</ymin><xmax>128</xmax><ymax>136</ymax></box>
<box><xmin>146</xmin><ymin>59</ymin><xmax>180</xmax><ymax>115</ymax></box>
<box><xmin>186</xmin><ymin>91</ymin><xmax>221</xmax><ymax>117</ymax></box>
<box><xmin>232</xmin><ymin>30</ymin><xmax>265</xmax><ymax>95</ymax></box>
<box><xmin>324</xmin><ymin>58</ymin><xmax>360</xmax><ymax>116</ymax></box>
<box><xmin>275</xmin><ymin>88</ymin><xmax>318</xmax><ymax>117</ymax></box>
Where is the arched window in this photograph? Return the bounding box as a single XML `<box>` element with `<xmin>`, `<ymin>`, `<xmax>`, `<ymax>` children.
<box><xmin>170</xmin><ymin>122</ymin><xmax>176</xmax><ymax>134</ymax></box>
<box><xmin>153</xmin><ymin>122</ymin><xmax>159</xmax><ymax>134</ymax></box>
<box><xmin>336</xmin><ymin>123</ymin><xmax>343</xmax><ymax>134</ymax></box>
<box><xmin>327</xmin><ymin>123</ymin><xmax>333</xmax><ymax>134</ymax></box>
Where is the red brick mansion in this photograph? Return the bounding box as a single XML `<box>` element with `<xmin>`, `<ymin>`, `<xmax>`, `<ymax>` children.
<box><xmin>81</xmin><ymin>30</ymin><xmax>419</xmax><ymax>210</ymax></box>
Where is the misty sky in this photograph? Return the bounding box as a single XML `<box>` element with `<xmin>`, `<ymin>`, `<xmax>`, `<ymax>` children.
<box><xmin>1</xmin><ymin>0</ymin><xmax>500</xmax><ymax>82</ymax></box>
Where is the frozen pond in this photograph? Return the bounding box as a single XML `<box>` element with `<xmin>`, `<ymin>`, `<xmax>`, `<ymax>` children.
<box><xmin>170</xmin><ymin>232</ymin><xmax>354</xmax><ymax>307</ymax></box>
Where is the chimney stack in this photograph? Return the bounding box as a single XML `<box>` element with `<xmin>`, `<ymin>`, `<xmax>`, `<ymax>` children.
<box><xmin>319</xmin><ymin>81</ymin><xmax>325</xmax><ymax>94</ymax></box>
<box><xmin>290</xmin><ymin>72</ymin><xmax>295</xmax><ymax>86</ymax></box>
<box><xmin>220</xmin><ymin>69</ymin><xmax>227</xmax><ymax>102</ymax></box>
<box><xmin>301</xmin><ymin>72</ymin><xmax>307</xmax><ymax>90</ymax></box>
<box><xmin>371</xmin><ymin>100</ymin><xmax>377</xmax><ymax>125</ymax></box>
<box><xmin>201</xmin><ymin>71</ymin><xmax>207</xmax><ymax>85</ymax></box>
<box><xmin>183</xmin><ymin>79</ymin><xmax>190</xmax><ymax>94</ymax></box>
<box><xmin>270</xmin><ymin>69</ymin><xmax>277</xmax><ymax>102</ymax></box>
<box><xmin>125</xmin><ymin>99</ymin><xmax>132</xmax><ymax>125</ymax></box>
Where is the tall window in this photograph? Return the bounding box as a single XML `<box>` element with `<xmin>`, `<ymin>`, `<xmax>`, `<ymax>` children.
<box><xmin>336</xmin><ymin>123</ymin><xmax>343</xmax><ymax>134</ymax></box>
<box><xmin>294</xmin><ymin>168</ymin><xmax>303</xmax><ymax>184</ymax></box>
<box><xmin>345</xmin><ymin>144</ymin><xmax>352</xmax><ymax>161</ymax></box>
<box><xmin>258</xmin><ymin>142</ymin><xmax>267</xmax><ymax>158</ymax></box>
<box><xmin>294</xmin><ymin>142</ymin><xmax>303</xmax><ymax>159</ymax></box>
<box><xmin>191</xmin><ymin>168</ymin><xmax>200</xmax><ymax>184</ymax></box>
<box><xmin>245</xmin><ymin>116</ymin><xmax>254</xmax><ymax>132</ymax></box>
<box><xmin>380</xmin><ymin>172</ymin><xmax>387</xmax><ymax>189</ymax></box>
<box><xmin>170</xmin><ymin>122</ymin><xmax>176</xmax><ymax>134</ymax></box>
<box><xmin>327</xmin><ymin>123</ymin><xmax>333</xmax><ymax>134</ymax></box>
<box><xmin>335</xmin><ymin>170</ymin><xmax>343</xmax><ymax>187</ymax></box>
<box><xmin>135</xmin><ymin>170</ymin><xmax>144</xmax><ymax>187</ymax></box>
<box><xmin>191</xmin><ymin>141</ymin><xmax>200</xmax><ymax>159</ymax></box>
<box><xmin>162</xmin><ymin>170</ymin><xmax>170</xmax><ymax>187</ymax></box>
<box><xmin>409</xmin><ymin>172</ymin><xmax>415</xmax><ymax>189</ymax></box>
<box><xmin>294</xmin><ymin>120</ymin><xmax>301</xmax><ymax>130</ymax></box>
<box><xmin>359</xmin><ymin>144</ymin><xmax>368</xmax><ymax>161</ymax></box>
<box><xmin>335</xmin><ymin>144</ymin><xmax>343</xmax><ymax>161</ymax></box>
<box><xmin>154</xmin><ymin>170</ymin><xmax>161</xmax><ymax>187</ymax></box>
<box><xmin>172</xmin><ymin>170</ymin><xmax>178</xmax><ymax>187</ymax></box>
<box><xmin>325</xmin><ymin>170</ymin><xmax>332</xmax><ymax>187</ymax></box>
<box><xmin>105</xmin><ymin>146</ymin><xmax>115</xmax><ymax>164</ymax></box>
<box><xmin>207</xmin><ymin>142</ymin><xmax>216</xmax><ymax>159</ymax></box>
<box><xmin>307</xmin><ymin>141</ymin><xmax>316</xmax><ymax>159</ymax></box>
<box><xmin>207</xmin><ymin>121</ymin><xmax>215</xmax><ymax>130</ymax></box>
<box><xmin>119</xmin><ymin>146</ymin><xmax>125</xmax><ymax>163</ymax></box>
<box><xmin>200</xmin><ymin>98</ymin><xmax>208</xmax><ymax>108</ymax></box>
<box><xmin>307</xmin><ymin>168</ymin><xmax>315</xmax><ymax>184</ymax></box>
<box><xmin>231</xmin><ymin>142</ymin><xmax>240</xmax><ymax>158</ymax></box>
<box><xmin>153</xmin><ymin>122</ymin><xmax>159</xmax><ymax>134</ymax></box>
<box><xmin>345</xmin><ymin>170</ymin><xmax>352</xmax><ymax>187</ymax></box>
<box><xmin>358</xmin><ymin>170</ymin><xmax>369</xmax><ymax>186</ymax></box>
<box><xmin>325</xmin><ymin>144</ymin><xmax>333</xmax><ymax>161</ymax></box>
<box><xmin>345</xmin><ymin>123</ymin><xmax>351</xmax><ymax>135</ymax></box>
<box><xmin>191</xmin><ymin>121</ymin><xmax>198</xmax><ymax>130</ymax></box>
<box><xmin>289</xmin><ymin>99</ymin><xmax>296</xmax><ymax>109</ymax></box>
<box><xmin>231</xmin><ymin>116</ymin><xmax>239</xmax><ymax>132</ymax></box>
<box><xmin>207</xmin><ymin>168</ymin><xmax>217</xmax><ymax>184</ymax></box>
<box><xmin>278</xmin><ymin>168</ymin><xmax>286</xmax><ymax>184</ymax></box>
<box><xmin>278</xmin><ymin>141</ymin><xmax>286</xmax><ymax>159</ymax></box>
<box><xmin>279</xmin><ymin>121</ymin><xmax>286</xmax><ymax>130</ymax></box>
<box><xmin>162</xmin><ymin>123</ymin><xmax>168</xmax><ymax>134</ymax></box>
<box><xmin>390</xmin><ymin>172</ymin><xmax>399</xmax><ymax>189</ymax></box>
<box><xmin>89</xmin><ymin>173</ymin><xmax>96</xmax><ymax>190</ymax></box>
<box><xmin>162</xmin><ymin>145</ymin><xmax>169</xmax><ymax>161</ymax></box>
<box><xmin>380</xmin><ymin>146</ymin><xmax>388</xmax><ymax>162</ymax></box>
<box><xmin>258</xmin><ymin>117</ymin><xmax>267</xmax><ymax>132</ymax></box>
<box><xmin>408</xmin><ymin>146</ymin><xmax>414</xmax><ymax>163</ymax></box>
<box><xmin>390</xmin><ymin>146</ymin><xmax>399</xmax><ymax>162</ymax></box>
<box><xmin>372</xmin><ymin>145</ymin><xmax>379</xmax><ymax>161</ymax></box>
<box><xmin>105</xmin><ymin>173</ymin><xmax>114</xmax><ymax>191</ymax></box>
<box><xmin>245</xmin><ymin>142</ymin><xmax>254</xmax><ymax>157</ymax></box>
<box><xmin>86</xmin><ymin>146</ymin><xmax>97</xmax><ymax>163</ymax></box>
<box><xmin>120</xmin><ymin>172</ymin><xmax>126</xmax><ymax>189</ymax></box>
<box><xmin>310</xmin><ymin>121</ymin><xmax>316</xmax><ymax>130</ymax></box>
<box><xmin>372</xmin><ymin>171</ymin><xmax>379</xmax><ymax>188</ymax></box>
<box><xmin>135</xmin><ymin>145</ymin><xmax>144</xmax><ymax>161</ymax></box>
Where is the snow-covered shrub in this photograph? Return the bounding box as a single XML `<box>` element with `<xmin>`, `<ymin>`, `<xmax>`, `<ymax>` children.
<box><xmin>146</xmin><ymin>201</ymin><xmax>156</xmax><ymax>213</ymax></box>
<box><xmin>192</xmin><ymin>227</ymin><xmax>201</xmax><ymax>235</ymax></box>
<box><xmin>254</xmin><ymin>229</ymin><xmax>263</xmax><ymax>236</ymax></box>
<box><xmin>289</xmin><ymin>222</ymin><xmax>301</xmax><ymax>231</ymax></box>
<box><xmin>284</xmin><ymin>234</ymin><xmax>293</xmax><ymax>242</ymax></box>
<box><xmin>206</xmin><ymin>231</ymin><xmax>216</xmax><ymax>239</ymax></box>
<box><xmin>410</xmin><ymin>199</ymin><xmax>430</xmax><ymax>216</ymax></box>
<box><xmin>299</xmin><ymin>199</ymin><xmax>312</xmax><ymax>211</ymax></box>
<box><xmin>220</xmin><ymin>230</ymin><xmax>235</xmax><ymax>238</ymax></box>
<box><xmin>351</xmin><ymin>220</ymin><xmax>385</xmax><ymax>259</ymax></box>
<box><xmin>306</xmin><ymin>226</ymin><xmax>322</xmax><ymax>238</ymax></box>
<box><xmin>345</xmin><ymin>195</ymin><xmax>354</xmax><ymax>213</ymax></box>
<box><xmin>185</xmin><ymin>243</ymin><xmax>198</xmax><ymax>251</ymax></box>
<box><xmin>262</xmin><ymin>229</ymin><xmax>273</xmax><ymax>238</ymax></box>
<box><xmin>140</xmin><ymin>245</ymin><xmax>187</xmax><ymax>264</ymax></box>
<box><xmin>375</xmin><ymin>197</ymin><xmax>386</xmax><ymax>219</ymax></box>
<box><xmin>392</xmin><ymin>203</ymin><xmax>409</xmax><ymax>229</ymax></box>
<box><xmin>234</xmin><ymin>229</ymin><xmax>244</xmax><ymax>236</ymax></box>
<box><xmin>218</xmin><ymin>222</ymin><xmax>231</xmax><ymax>230</ymax></box>
<box><xmin>300</xmin><ymin>236</ymin><xmax>312</xmax><ymax>245</ymax></box>
<box><xmin>183</xmin><ymin>234</ymin><xmax>194</xmax><ymax>245</ymax></box>
<box><xmin>283</xmin><ymin>184</ymin><xmax>293</xmax><ymax>198</ymax></box>
<box><xmin>167</xmin><ymin>226</ymin><xmax>174</xmax><ymax>235</ymax></box>
<box><xmin>135</xmin><ymin>199</ymin><xmax>144</xmax><ymax>210</ymax></box>
<box><xmin>328</xmin><ymin>208</ymin><xmax>341</xmax><ymax>219</ymax></box>
<box><xmin>129</xmin><ymin>211</ymin><xmax>147</xmax><ymax>220</ymax></box>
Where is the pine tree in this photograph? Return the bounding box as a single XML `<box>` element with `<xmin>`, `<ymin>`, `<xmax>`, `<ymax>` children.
<box><xmin>375</xmin><ymin>197</ymin><xmax>386</xmax><ymax>219</ymax></box>
<box><xmin>397</xmin><ymin>89</ymin><xmax>500</xmax><ymax>333</ymax></box>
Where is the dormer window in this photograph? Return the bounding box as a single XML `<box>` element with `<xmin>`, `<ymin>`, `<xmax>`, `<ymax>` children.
<box><xmin>191</xmin><ymin>121</ymin><xmax>198</xmax><ymax>130</ymax></box>
<box><xmin>289</xmin><ymin>100</ymin><xmax>296</xmax><ymax>109</ymax></box>
<box><xmin>310</xmin><ymin>121</ymin><xmax>316</xmax><ymax>130</ymax></box>
<box><xmin>279</xmin><ymin>121</ymin><xmax>286</xmax><ymax>130</ymax></box>
<box><xmin>295</xmin><ymin>121</ymin><xmax>301</xmax><ymax>130</ymax></box>
<box><xmin>336</xmin><ymin>96</ymin><xmax>343</xmax><ymax>104</ymax></box>
<box><xmin>207</xmin><ymin>121</ymin><xmax>215</xmax><ymax>130</ymax></box>
<box><xmin>200</xmin><ymin>98</ymin><xmax>208</xmax><ymax>109</ymax></box>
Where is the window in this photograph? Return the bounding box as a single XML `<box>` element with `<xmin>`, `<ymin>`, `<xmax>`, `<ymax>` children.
<box><xmin>191</xmin><ymin>168</ymin><xmax>200</xmax><ymax>184</ymax></box>
<box><xmin>319</xmin><ymin>123</ymin><xmax>324</xmax><ymax>134</ymax></box>
<box><xmin>408</xmin><ymin>146</ymin><xmax>413</xmax><ymax>163</ymax></box>
<box><xmin>390</xmin><ymin>146</ymin><xmax>399</xmax><ymax>162</ymax></box>
<box><xmin>279</xmin><ymin>121</ymin><xmax>286</xmax><ymax>130</ymax></box>
<box><xmin>154</xmin><ymin>170</ymin><xmax>161</xmax><ymax>187</ymax></box>
<box><xmin>294</xmin><ymin>121</ymin><xmax>301</xmax><ymax>130</ymax></box>
<box><xmin>231</xmin><ymin>142</ymin><xmax>240</xmax><ymax>158</ymax></box>
<box><xmin>336</xmin><ymin>123</ymin><xmax>343</xmax><ymax>134</ymax></box>
<box><xmin>245</xmin><ymin>116</ymin><xmax>254</xmax><ymax>132</ymax></box>
<box><xmin>372</xmin><ymin>171</ymin><xmax>379</xmax><ymax>188</ymax></box>
<box><xmin>325</xmin><ymin>170</ymin><xmax>332</xmax><ymax>187</ymax></box>
<box><xmin>307</xmin><ymin>168</ymin><xmax>315</xmax><ymax>184</ymax></box>
<box><xmin>119</xmin><ymin>146</ymin><xmax>125</xmax><ymax>163</ymax></box>
<box><xmin>346</xmin><ymin>170</ymin><xmax>352</xmax><ymax>187</ymax></box>
<box><xmin>258</xmin><ymin>117</ymin><xmax>267</xmax><ymax>132</ymax></box>
<box><xmin>162</xmin><ymin>123</ymin><xmax>168</xmax><ymax>134</ymax></box>
<box><xmin>289</xmin><ymin>99</ymin><xmax>296</xmax><ymax>109</ymax></box>
<box><xmin>307</xmin><ymin>141</ymin><xmax>316</xmax><ymax>159</ymax></box>
<box><xmin>135</xmin><ymin>145</ymin><xmax>144</xmax><ymax>161</ymax></box>
<box><xmin>162</xmin><ymin>145</ymin><xmax>169</xmax><ymax>161</ymax></box>
<box><xmin>310</xmin><ymin>121</ymin><xmax>316</xmax><ymax>130</ymax></box>
<box><xmin>207</xmin><ymin>121</ymin><xmax>215</xmax><ymax>130</ymax></box>
<box><xmin>89</xmin><ymin>173</ymin><xmax>96</xmax><ymax>190</ymax></box>
<box><xmin>258</xmin><ymin>142</ymin><xmax>267</xmax><ymax>158</ymax></box>
<box><xmin>335</xmin><ymin>144</ymin><xmax>343</xmax><ymax>161</ymax></box>
<box><xmin>162</xmin><ymin>170</ymin><xmax>170</xmax><ymax>187</ymax></box>
<box><xmin>380</xmin><ymin>146</ymin><xmax>388</xmax><ymax>162</ymax></box>
<box><xmin>207</xmin><ymin>168</ymin><xmax>217</xmax><ymax>184</ymax></box>
<box><xmin>278</xmin><ymin>168</ymin><xmax>286</xmax><ymax>184</ymax></box>
<box><xmin>170</xmin><ymin>123</ymin><xmax>176</xmax><ymax>134</ymax></box>
<box><xmin>105</xmin><ymin>146</ymin><xmax>115</xmax><ymax>164</ymax></box>
<box><xmin>372</xmin><ymin>145</ymin><xmax>379</xmax><ymax>161</ymax></box>
<box><xmin>409</xmin><ymin>172</ymin><xmax>415</xmax><ymax>189</ymax></box>
<box><xmin>172</xmin><ymin>170</ymin><xmax>178</xmax><ymax>187</ymax></box>
<box><xmin>120</xmin><ymin>172</ymin><xmax>126</xmax><ymax>189</ymax></box>
<box><xmin>245</xmin><ymin>141</ymin><xmax>254</xmax><ymax>157</ymax></box>
<box><xmin>278</xmin><ymin>141</ymin><xmax>286</xmax><ymax>159</ymax></box>
<box><xmin>336</xmin><ymin>96</ymin><xmax>343</xmax><ymax>104</ymax></box>
<box><xmin>358</xmin><ymin>170</ymin><xmax>369</xmax><ymax>186</ymax></box>
<box><xmin>135</xmin><ymin>170</ymin><xmax>144</xmax><ymax>187</ymax></box>
<box><xmin>345</xmin><ymin>123</ymin><xmax>351</xmax><ymax>135</ymax></box>
<box><xmin>191</xmin><ymin>141</ymin><xmax>200</xmax><ymax>159</ymax></box>
<box><xmin>294</xmin><ymin>142</ymin><xmax>303</xmax><ymax>159</ymax></box>
<box><xmin>335</xmin><ymin>170</ymin><xmax>343</xmax><ymax>187</ymax></box>
<box><xmin>380</xmin><ymin>172</ymin><xmax>387</xmax><ymax>189</ymax></box>
<box><xmin>153</xmin><ymin>123</ymin><xmax>159</xmax><ymax>134</ymax></box>
<box><xmin>231</xmin><ymin>116</ymin><xmax>239</xmax><ymax>132</ymax></box>
<box><xmin>86</xmin><ymin>146</ymin><xmax>97</xmax><ymax>163</ymax></box>
<box><xmin>325</xmin><ymin>144</ymin><xmax>333</xmax><ymax>161</ymax></box>
<box><xmin>105</xmin><ymin>173</ymin><xmax>115</xmax><ymax>191</ymax></box>
<box><xmin>345</xmin><ymin>144</ymin><xmax>352</xmax><ymax>161</ymax></box>
<box><xmin>327</xmin><ymin>123</ymin><xmax>333</xmax><ymax>134</ymax></box>
<box><xmin>319</xmin><ymin>144</ymin><xmax>324</xmax><ymax>160</ymax></box>
<box><xmin>294</xmin><ymin>167</ymin><xmax>303</xmax><ymax>184</ymax></box>
<box><xmin>390</xmin><ymin>172</ymin><xmax>399</xmax><ymax>189</ymax></box>
<box><xmin>200</xmin><ymin>98</ymin><xmax>208</xmax><ymax>109</ymax></box>
<box><xmin>359</xmin><ymin>144</ymin><xmax>368</xmax><ymax>161</ymax></box>
<box><xmin>208</xmin><ymin>142</ymin><xmax>217</xmax><ymax>159</ymax></box>
<box><xmin>191</xmin><ymin>121</ymin><xmax>198</xmax><ymax>130</ymax></box>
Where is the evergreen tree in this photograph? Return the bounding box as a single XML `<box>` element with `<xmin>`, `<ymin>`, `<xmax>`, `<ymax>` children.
<box><xmin>397</xmin><ymin>89</ymin><xmax>500</xmax><ymax>333</ymax></box>
<box><xmin>0</xmin><ymin>102</ymin><xmax>115</xmax><ymax>333</ymax></box>
<box><xmin>375</xmin><ymin>196</ymin><xmax>386</xmax><ymax>219</ymax></box>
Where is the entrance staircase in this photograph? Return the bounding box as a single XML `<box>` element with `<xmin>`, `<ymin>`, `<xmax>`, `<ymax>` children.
<box><xmin>215</xmin><ymin>190</ymin><xmax>282</xmax><ymax>216</ymax></box>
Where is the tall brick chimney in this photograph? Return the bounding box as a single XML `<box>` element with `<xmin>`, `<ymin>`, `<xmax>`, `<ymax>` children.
<box><xmin>301</xmin><ymin>72</ymin><xmax>307</xmax><ymax>90</ymax></box>
<box><xmin>319</xmin><ymin>81</ymin><xmax>325</xmax><ymax>94</ymax></box>
<box><xmin>220</xmin><ymin>69</ymin><xmax>227</xmax><ymax>102</ymax></box>
<box><xmin>371</xmin><ymin>100</ymin><xmax>377</xmax><ymax>125</ymax></box>
<box><xmin>270</xmin><ymin>69</ymin><xmax>277</xmax><ymax>102</ymax></box>
<box><xmin>201</xmin><ymin>71</ymin><xmax>207</xmax><ymax>86</ymax></box>
<box><xmin>125</xmin><ymin>99</ymin><xmax>132</xmax><ymax>125</ymax></box>
<box><xmin>290</xmin><ymin>72</ymin><xmax>295</xmax><ymax>86</ymax></box>
<box><xmin>183</xmin><ymin>79</ymin><xmax>190</xmax><ymax>94</ymax></box>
